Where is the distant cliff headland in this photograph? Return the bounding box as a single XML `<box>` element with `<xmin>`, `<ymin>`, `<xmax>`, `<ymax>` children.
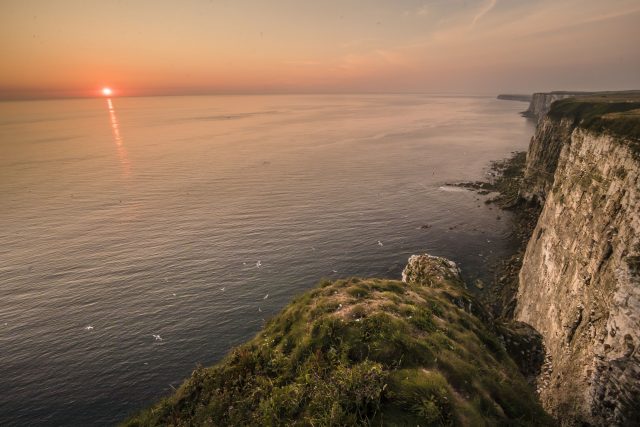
<box><xmin>501</xmin><ymin>90</ymin><xmax>640</xmax><ymax>121</ymax></box>
<box><xmin>125</xmin><ymin>92</ymin><xmax>640</xmax><ymax>426</ymax></box>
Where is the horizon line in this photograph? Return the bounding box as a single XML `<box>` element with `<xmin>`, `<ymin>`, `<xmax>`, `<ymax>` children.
<box><xmin>0</xmin><ymin>90</ymin><xmax>508</xmax><ymax>102</ymax></box>
<box><xmin>3</xmin><ymin>87</ymin><xmax>637</xmax><ymax>102</ymax></box>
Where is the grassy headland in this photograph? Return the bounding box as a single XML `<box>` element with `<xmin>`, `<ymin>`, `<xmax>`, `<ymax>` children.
<box><xmin>124</xmin><ymin>257</ymin><xmax>550</xmax><ymax>426</ymax></box>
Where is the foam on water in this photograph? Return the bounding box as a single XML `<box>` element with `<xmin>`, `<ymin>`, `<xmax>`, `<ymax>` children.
<box><xmin>438</xmin><ymin>185</ymin><xmax>471</xmax><ymax>193</ymax></box>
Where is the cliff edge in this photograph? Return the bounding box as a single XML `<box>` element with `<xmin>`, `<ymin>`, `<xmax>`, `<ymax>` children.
<box><xmin>515</xmin><ymin>93</ymin><xmax>640</xmax><ymax>425</ymax></box>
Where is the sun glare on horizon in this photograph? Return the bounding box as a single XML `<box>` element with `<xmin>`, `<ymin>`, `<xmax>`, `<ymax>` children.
<box><xmin>102</xmin><ymin>87</ymin><xmax>113</xmax><ymax>96</ymax></box>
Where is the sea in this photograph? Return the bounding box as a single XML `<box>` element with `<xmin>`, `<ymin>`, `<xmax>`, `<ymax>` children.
<box><xmin>0</xmin><ymin>94</ymin><xmax>535</xmax><ymax>425</ymax></box>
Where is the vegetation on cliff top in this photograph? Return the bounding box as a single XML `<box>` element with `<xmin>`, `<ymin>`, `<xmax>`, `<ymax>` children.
<box><xmin>124</xmin><ymin>258</ymin><xmax>550</xmax><ymax>426</ymax></box>
<box><xmin>548</xmin><ymin>92</ymin><xmax>640</xmax><ymax>145</ymax></box>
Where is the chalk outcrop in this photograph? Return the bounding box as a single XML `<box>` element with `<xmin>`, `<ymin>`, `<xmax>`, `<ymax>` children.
<box><xmin>402</xmin><ymin>254</ymin><xmax>463</xmax><ymax>286</ymax></box>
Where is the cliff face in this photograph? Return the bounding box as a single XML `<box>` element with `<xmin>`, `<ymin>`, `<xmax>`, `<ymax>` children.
<box><xmin>520</xmin><ymin>116</ymin><xmax>575</xmax><ymax>204</ymax></box>
<box><xmin>516</xmin><ymin>96</ymin><xmax>640</xmax><ymax>425</ymax></box>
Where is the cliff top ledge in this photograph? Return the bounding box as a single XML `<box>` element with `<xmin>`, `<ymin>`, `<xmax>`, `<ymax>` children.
<box><xmin>548</xmin><ymin>91</ymin><xmax>640</xmax><ymax>144</ymax></box>
<box><xmin>549</xmin><ymin>91</ymin><xmax>640</xmax><ymax>141</ymax></box>
<box><xmin>515</xmin><ymin>90</ymin><xmax>640</xmax><ymax>124</ymax></box>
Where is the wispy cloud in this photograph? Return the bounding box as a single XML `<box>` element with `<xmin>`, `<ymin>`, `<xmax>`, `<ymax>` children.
<box><xmin>403</xmin><ymin>4</ymin><xmax>429</xmax><ymax>17</ymax></box>
<box><xmin>471</xmin><ymin>0</ymin><xmax>497</xmax><ymax>27</ymax></box>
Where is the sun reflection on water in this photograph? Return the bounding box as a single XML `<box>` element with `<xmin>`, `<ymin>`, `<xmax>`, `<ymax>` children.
<box><xmin>106</xmin><ymin>98</ymin><xmax>130</xmax><ymax>176</ymax></box>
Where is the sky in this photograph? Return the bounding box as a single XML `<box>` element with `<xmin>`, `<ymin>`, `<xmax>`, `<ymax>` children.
<box><xmin>1</xmin><ymin>0</ymin><xmax>639</xmax><ymax>99</ymax></box>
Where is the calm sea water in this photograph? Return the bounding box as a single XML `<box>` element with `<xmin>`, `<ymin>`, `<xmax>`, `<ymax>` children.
<box><xmin>0</xmin><ymin>94</ymin><xmax>534</xmax><ymax>425</ymax></box>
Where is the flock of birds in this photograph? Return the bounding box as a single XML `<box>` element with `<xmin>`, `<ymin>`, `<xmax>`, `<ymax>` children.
<box><xmin>83</xmin><ymin>326</ymin><xmax>164</xmax><ymax>342</ymax></box>
<box><xmin>82</xmin><ymin>240</ymin><xmax>388</xmax><ymax>341</ymax></box>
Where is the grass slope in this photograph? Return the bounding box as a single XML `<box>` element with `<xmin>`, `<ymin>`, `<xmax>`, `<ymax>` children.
<box><xmin>125</xmin><ymin>263</ymin><xmax>550</xmax><ymax>426</ymax></box>
<box><xmin>548</xmin><ymin>92</ymin><xmax>640</xmax><ymax>149</ymax></box>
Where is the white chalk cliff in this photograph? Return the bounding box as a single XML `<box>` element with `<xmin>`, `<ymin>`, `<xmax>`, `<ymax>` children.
<box><xmin>515</xmin><ymin>95</ymin><xmax>640</xmax><ymax>425</ymax></box>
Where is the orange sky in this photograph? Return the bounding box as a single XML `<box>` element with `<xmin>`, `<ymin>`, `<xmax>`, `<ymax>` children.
<box><xmin>1</xmin><ymin>0</ymin><xmax>639</xmax><ymax>99</ymax></box>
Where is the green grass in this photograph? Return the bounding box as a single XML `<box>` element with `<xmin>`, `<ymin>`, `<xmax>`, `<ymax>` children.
<box><xmin>548</xmin><ymin>92</ymin><xmax>640</xmax><ymax>154</ymax></box>
<box><xmin>123</xmin><ymin>275</ymin><xmax>552</xmax><ymax>426</ymax></box>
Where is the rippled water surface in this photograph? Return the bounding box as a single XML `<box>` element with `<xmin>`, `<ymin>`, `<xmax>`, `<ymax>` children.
<box><xmin>0</xmin><ymin>94</ymin><xmax>534</xmax><ymax>425</ymax></box>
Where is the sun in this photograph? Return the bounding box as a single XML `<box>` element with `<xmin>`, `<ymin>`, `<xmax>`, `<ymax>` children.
<box><xmin>102</xmin><ymin>87</ymin><xmax>113</xmax><ymax>96</ymax></box>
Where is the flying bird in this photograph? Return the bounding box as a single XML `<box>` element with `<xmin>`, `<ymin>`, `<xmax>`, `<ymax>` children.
<box><xmin>152</xmin><ymin>334</ymin><xmax>163</xmax><ymax>341</ymax></box>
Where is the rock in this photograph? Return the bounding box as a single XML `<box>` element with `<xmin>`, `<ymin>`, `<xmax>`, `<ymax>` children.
<box><xmin>402</xmin><ymin>253</ymin><xmax>463</xmax><ymax>287</ymax></box>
